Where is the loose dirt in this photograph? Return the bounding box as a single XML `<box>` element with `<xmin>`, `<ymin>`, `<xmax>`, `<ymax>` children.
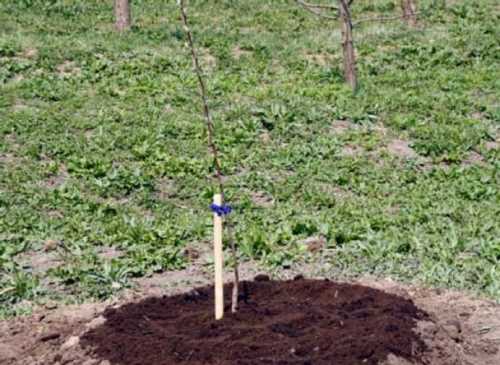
<box><xmin>1</xmin><ymin>276</ymin><xmax>498</xmax><ymax>365</ymax></box>
<box><xmin>81</xmin><ymin>279</ymin><xmax>428</xmax><ymax>365</ymax></box>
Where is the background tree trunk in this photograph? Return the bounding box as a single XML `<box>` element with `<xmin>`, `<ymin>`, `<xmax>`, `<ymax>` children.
<box><xmin>339</xmin><ymin>0</ymin><xmax>357</xmax><ymax>90</ymax></box>
<box><xmin>401</xmin><ymin>0</ymin><xmax>418</xmax><ymax>27</ymax></box>
<box><xmin>115</xmin><ymin>0</ymin><xmax>131</xmax><ymax>32</ymax></box>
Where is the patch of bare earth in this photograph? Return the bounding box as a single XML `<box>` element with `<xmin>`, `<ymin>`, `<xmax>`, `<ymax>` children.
<box><xmin>96</xmin><ymin>247</ymin><xmax>123</xmax><ymax>261</ymax></box>
<box><xmin>155</xmin><ymin>177</ymin><xmax>177</xmax><ymax>200</ymax></box>
<box><xmin>299</xmin><ymin>236</ymin><xmax>327</xmax><ymax>253</ymax></box>
<box><xmin>371</xmin><ymin>122</ymin><xmax>390</xmax><ymax>137</ymax></box>
<box><xmin>332</xmin><ymin>121</ymin><xmax>390</xmax><ymax>163</ymax></box>
<box><xmin>485</xmin><ymin>141</ymin><xmax>499</xmax><ymax>151</ymax></box>
<box><xmin>11</xmin><ymin>100</ymin><xmax>30</xmax><ymax>112</ymax></box>
<box><xmin>163</xmin><ymin>103</ymin><xmax>174</xmax><ymax>114</ymax></box>
<box><xmin>0</xmin><ymin>273</ymin><xmax>497</xmax><ymax>365</ymax></box>
<box><xmin>316</xmin><ymin>182</ymin><xmax>352</xmax><ymax>200</ymax></box>
<box><xmin>46</xmin><ymin>210</ymin><xmax>64</xmax><ymax>220</ymax></box>
<box><xmin>250</xmin><ymin>190</ymin><xmax>274</xmax><ymax>208</ymax></box>
<box><xmin>11</xmin><ymin>75</ymin><xmax>24</xmax><ymax>83</ymax></box>
<box><xmin>199</xmin><ymin>48</ymin><xmax>216</xmax><ymax>70</ymax></box>
<box><xmin>15</xmin><ymin>249</ymin><xmax>62</xmax><ymax>276</ymax></box>
<box><xmin>0</xmin><ymin>153</ymin><xmax>18</xmax><ymax>165</ymax></box>
<box><xmin>462</xmin><ymin>151</ymin><xmax>486</xmax><ymax>167</ymax></box>
<box><xmin>4</xmin><ymin>132</ymin><xmax>18</xmax><ymax>145</ymax></box>
<box><xmin>330</xmin><ymin>119</ymin><xmax>357</xmax><ymax>135</ymax></box>
<box><xmin>259</xmin><ymin>131</ymin><xmax>271</xmax><ymax>144</ymax></box>
<box><xmin>359</xmin><ymin>277</ymin><xmax>500</xmax><ymax>365</ymax></box>
<box><xmin>232</xmin><ymin>46</ymin><xmax>252</xmax><ymax>60</ymax></box>
<box><xmin>83</xmin><ymin>129</ymin><xmax>95</xmax><ymax>141</ymax></box>
<box><xmin>41</xmin><ymin>164</ymin><xmax>69</xmax><ymax>190</ymax></box>
<box><xmin>2</xmin><ymin>134</ymin><xmax>20</xmax><ymax>159</ymax></box>
<box><xmin>22</xmin><ymin>48</ymin><xmax>38</xmax><ymax>59</ymax></box>
<box><xmin>134</xmin><ymin>249</ymin><xmax>261</xmax><ymax>298</ymax></box>
<box><xmin>386</xmin><ymin>139</ymin><xmax>418</xmax><ymax>159</ymax></box>
<box><xmin>340</xmin><ymin>143</ymin><xmax>363</xmax><ymax>157</ymax></box>
<box><xmin>56</xmin><ymin>61</ymin><xmax>81</xmax><ymax>78</ymax></box>
<box><xmin>0</xmin><ymin>302</ymin><xmax>109</xmax><ymax>365</ymax></box>
<box><xmin>303</xmin><ymin>52</ymin><xmax>334</xmax><ymax>66</ymax></box>
<box><xmin>340</xmin><ymin>144</ymin><xmax>384</xmax><ymax>167</ymax></box>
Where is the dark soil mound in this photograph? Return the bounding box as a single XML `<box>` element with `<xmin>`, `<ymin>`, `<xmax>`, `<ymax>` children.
<box><xmin>81</xmin><ymin>279</ymin><xmax>429</xmax><ymax>365</ymax></box>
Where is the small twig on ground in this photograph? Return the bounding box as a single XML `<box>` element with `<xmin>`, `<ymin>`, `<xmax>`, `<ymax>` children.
<box><xmin>0</xmin><ymin>287</ymin><xmax>15</xmax><ymax>296</ymax></box>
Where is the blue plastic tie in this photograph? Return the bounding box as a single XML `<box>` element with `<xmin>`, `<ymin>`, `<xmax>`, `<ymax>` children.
<box><xmin>210</xmin><ymin>203</ymin><xmax>232</xmax><ymax>216</ymax></box>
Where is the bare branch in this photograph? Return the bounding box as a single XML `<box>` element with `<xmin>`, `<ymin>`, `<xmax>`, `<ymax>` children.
<box><xmin>297</xmin><ymin>0</ymin><xmax>337</xmax><ymax>9</ymax></box>
<box><xmin>296</xmin><ymin>0</ymin><xmax>339</xmax><ymax>20</ymax></box>
<box><xmin>352</xmin><ymin>12</ymin><xmax>421</xmax><ymax>27</ymax></box>
<box><xmin>178</xmin><ymin>3</ymin><xmax>223</xmax><ymax>191</ymax></box>
<box><xmin>178</xmin><ymin>0</ymin><xmax>240</xmax><ymax>313</ymax></box>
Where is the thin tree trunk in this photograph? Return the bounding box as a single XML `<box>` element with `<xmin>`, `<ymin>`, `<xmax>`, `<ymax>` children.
<box><xmin>178</xmin><ymin>0</ymin><xmax>240</xmax><ymax>314</ymax></box>
<box><xmin>115</xmin><ymin>0</ymin><xmax>131</xmax><ymax>32</ymax></box>
<box><xmin>401</xmin><ymin>0</ymin><xmax>418</xmax><ymax>27</ymax></box>
<box><xmin>339</xmin><ymin>0</ymin><xmax>357</xmax><ymax>90</ymax></box>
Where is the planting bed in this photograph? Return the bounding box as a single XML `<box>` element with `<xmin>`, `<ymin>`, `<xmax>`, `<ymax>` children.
<box><xmin>2</xmin><ymin>276</ymin><xmax>499</xmax><ymax>365</ymax></box>
<box><xmin>81</xmin><ymin>279</ymin><xmax>445</xmax><ymax>364</ymax></box>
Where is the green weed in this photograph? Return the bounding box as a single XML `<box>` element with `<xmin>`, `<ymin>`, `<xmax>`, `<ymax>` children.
<box><xmin>0</xmin><ymin>0</ymin><xmax>498</xmax><ymax>314</ymax></box>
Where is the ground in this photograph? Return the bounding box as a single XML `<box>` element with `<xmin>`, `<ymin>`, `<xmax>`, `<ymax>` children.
<box><xmin>0</xmin><ymin>0</ymin><xmax>499</xmax><ymax>362</ymax></box>
<box><xmin>0</xmin><ymin>271</ymin><xmax>499</xmax><ymax>364</ymax></box>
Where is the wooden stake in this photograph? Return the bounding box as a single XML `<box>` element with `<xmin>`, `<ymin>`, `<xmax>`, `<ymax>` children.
<box><xmin>213</xmin><ymin>194</ymin><xmax>224</xmax><ymax>320</ymax></box>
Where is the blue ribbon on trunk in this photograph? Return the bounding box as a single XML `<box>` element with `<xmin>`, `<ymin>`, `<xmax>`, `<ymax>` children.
<box><xmin>210</xmin><ymin>203</ymin><xmax>232</xmax><ymax>216</ymax></box>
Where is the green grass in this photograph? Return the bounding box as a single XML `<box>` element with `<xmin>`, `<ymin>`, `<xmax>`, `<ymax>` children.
<box><xmin>0</xmin><ymin>0</ymin><xmax>499</xmax><ymax>317</ymax></box>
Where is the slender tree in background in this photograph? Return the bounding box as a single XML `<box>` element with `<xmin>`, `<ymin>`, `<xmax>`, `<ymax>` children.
<box><xmin>115</xmin><ymin>0</ymin><xmax>131</xmax><ymax>32</ymax></box>
<box><xmin>296</xmin><ymin>0</ymin><xmax>357</xmax><ymax>90</ymax></box>
<box><xmin>339</xmin><ymin>0</ymin><xmax>357</xmax><ymax>90</ymax></box>
<box><xmin>401</xmin><ymin>0</ymin><xmax>418</xmax><ymax>27</ymax></box>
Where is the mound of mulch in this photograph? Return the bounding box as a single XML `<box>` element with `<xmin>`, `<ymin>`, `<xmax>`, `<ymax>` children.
<box><xmin>81</xmin><ymin>278</ymin><xmax>430</xmax><ymax>365</ymax></box>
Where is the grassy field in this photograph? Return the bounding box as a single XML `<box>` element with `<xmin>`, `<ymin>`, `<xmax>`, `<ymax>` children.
<box><xmin>0</xmin><ymin>0</ymin><xmax>499</xmax><ymax>317</ymax></box>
